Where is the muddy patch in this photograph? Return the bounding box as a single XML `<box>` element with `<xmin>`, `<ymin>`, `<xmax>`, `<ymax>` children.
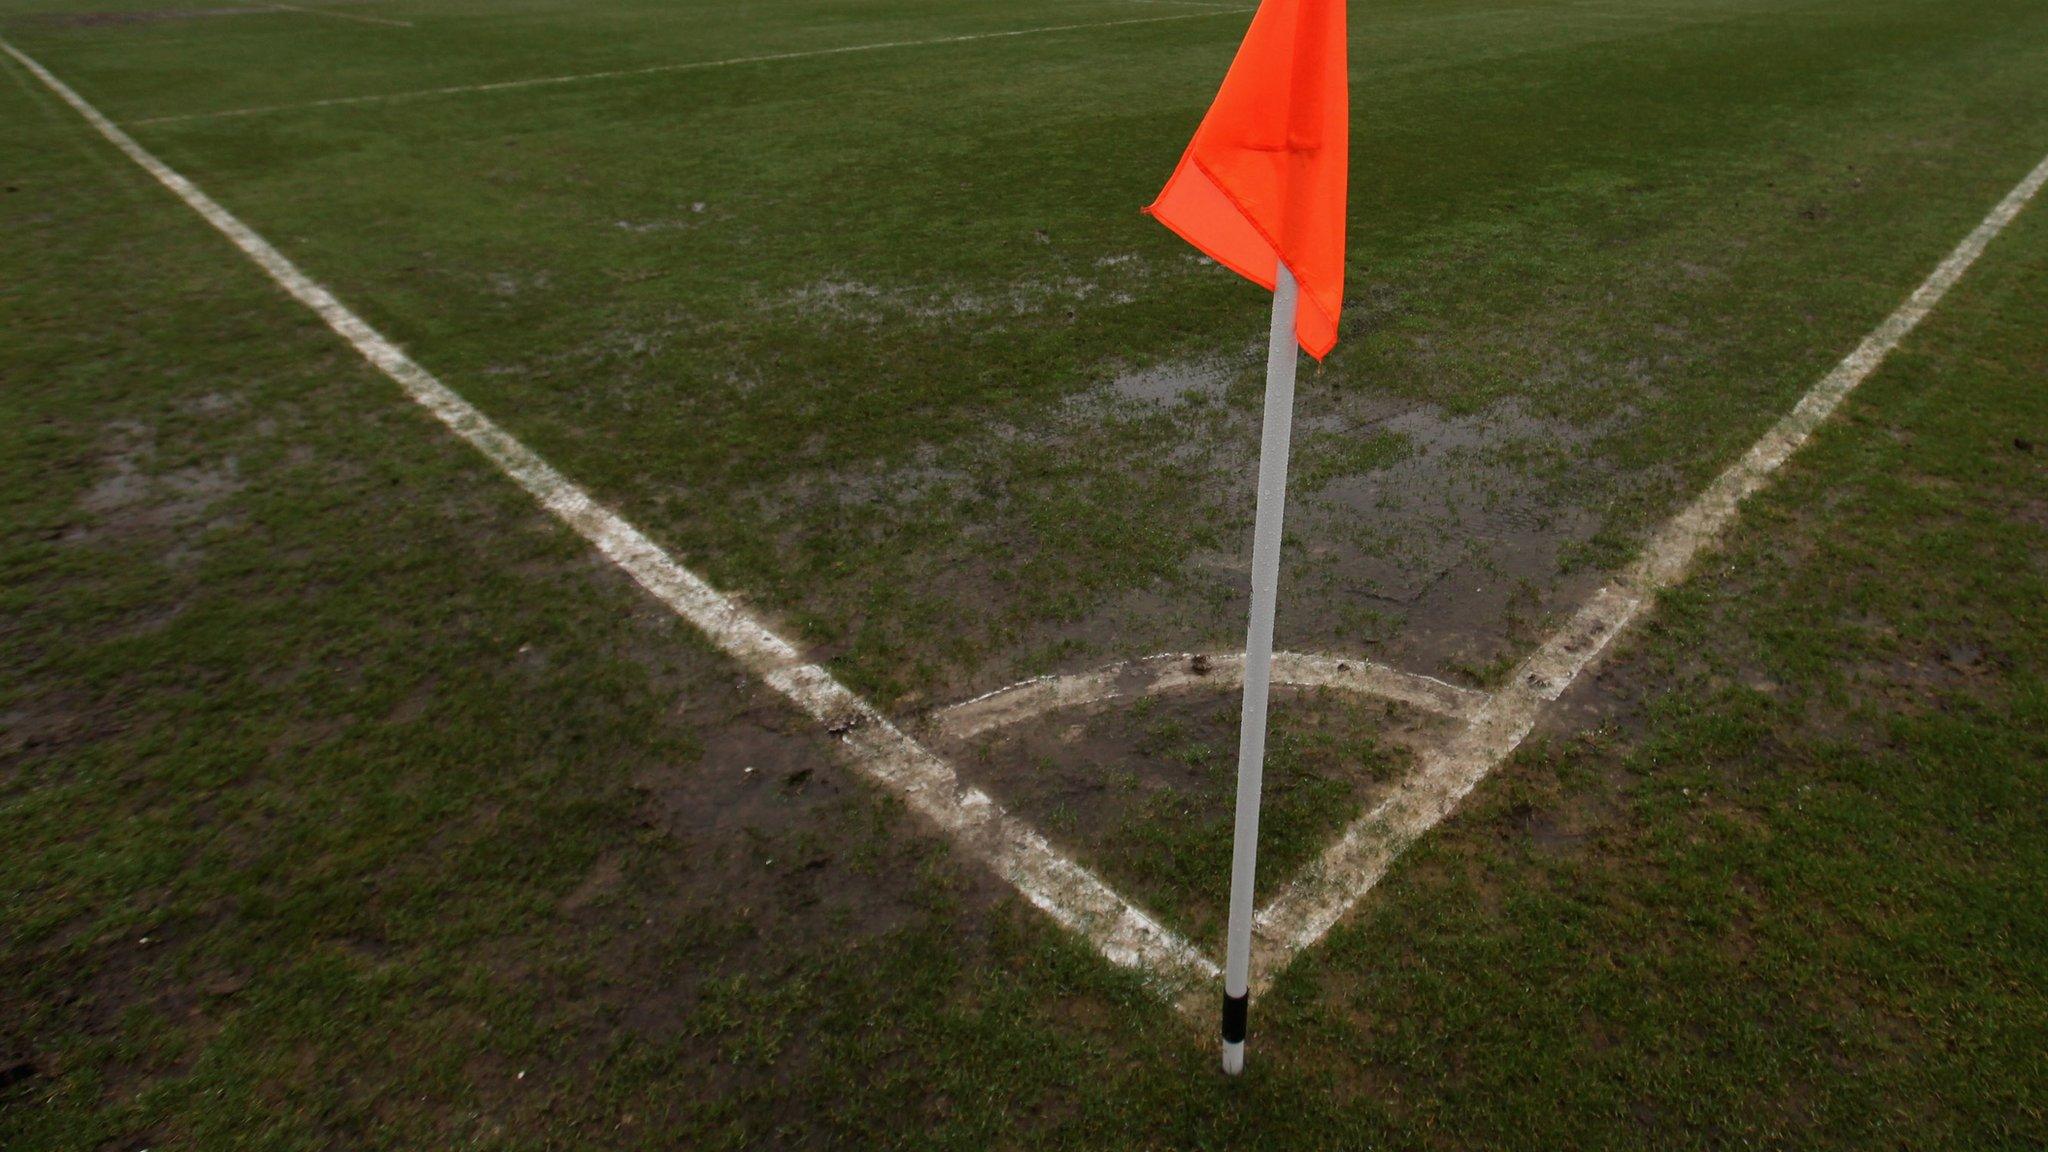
<box><xmin>616</xmin><ymin>686</ymin><xmax>1001</xmax><ymax>1003</ymax></box>
<box><xmin>1275</xmin><ymin>396</ymin><xmax>1618</xmax><ymax>682</ymax></box>
<box><xmin>66</xmin><ymin>421</ymin><xmax>243</xmax><ymax>567</ymax></box>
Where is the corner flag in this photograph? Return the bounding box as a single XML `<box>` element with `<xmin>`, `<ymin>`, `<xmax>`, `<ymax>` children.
<box><xmin>1144</xmin><ymin>0</ymin><xmax>1349</xmax><ymax>1077</ymax></box>
<box><xmin>1145</xmin><ymin>0</ymin><xmax>1347</xmax><ymax>357</ymax></box>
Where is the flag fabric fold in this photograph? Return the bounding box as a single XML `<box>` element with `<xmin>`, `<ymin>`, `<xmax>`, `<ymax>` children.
<box><xmin>1145</xmin><ymin>0</ymin><xmax>1348</xmax><ymax>358</ymax></box>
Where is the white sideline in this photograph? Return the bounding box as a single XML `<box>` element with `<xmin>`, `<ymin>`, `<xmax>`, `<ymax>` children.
<box><xmin>1248</xmin><ymin>148</ymin><xmax>2048</xmax><ymax>990</ymax></box>
<box><xmin>123</xmin><ymin>8</ymin><xmax>1252</xmax><ymax>127</ymax></box>
<box><xmin>0</xmin><ymin>38</ymin><xmax>1218</xmax><ymax>997</ymax></box>
<box><xmin>267</xmin><ymin>3</ymin><xmax>414</xmax><ymax>29</ymax></box>
<box><xmin>934</xmin><ymin>651</ymin><xmax>1483</xmax><ymax>741</ymax></box>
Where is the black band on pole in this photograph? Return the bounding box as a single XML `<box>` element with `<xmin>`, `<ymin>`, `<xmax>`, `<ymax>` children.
<box><xmin>1221</xmin><ymin>991</ymin><xmax>1249</xmax><ymax>1044</ymax></box>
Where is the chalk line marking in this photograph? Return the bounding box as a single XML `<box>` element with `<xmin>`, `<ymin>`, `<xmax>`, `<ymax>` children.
<box><xmin>1247</xmin><ymin>147</ymin><xmax>2048</xmax><ymax>994</ymax></box>
<box><xmin>935</xmin><ymin>651</ymin><xmax>1482</xmax><ymax>742</ymax></box>
<box><xmin>11</xmin><ymin>33</ymin><xmax>2045</xmax><ymax>1017</ymax></box>
<box><xmin>1110</xmin><ymin>0</ymin><xmax>1246</xmax><ymax>9</ymax></box>
<box><xmin>122</xmin><ymin>8</ymin><xmax>1252</xmax><ymax>126</ymax></box>
<box><xmin>0</xmin><ymin>37</ymin><xmax>1217</xmax><ymax>998</ymax></box>
<box><xmin>266</xmin><ymin>3</ymin><xmax>413</xmax><ymax>29</ymax></box>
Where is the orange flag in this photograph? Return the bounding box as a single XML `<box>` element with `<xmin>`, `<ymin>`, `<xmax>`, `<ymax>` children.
<box><xmin>1145</xmin><ymin>0</ymin><xmax>1348</xmax><ymax>358</ymax></box>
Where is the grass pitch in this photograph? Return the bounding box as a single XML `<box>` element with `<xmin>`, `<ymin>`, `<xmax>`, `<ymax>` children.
<box><xmin>4</xmin><ymin>0</ymin><xmax>2047</xmax><ymax>1146</ymax></box>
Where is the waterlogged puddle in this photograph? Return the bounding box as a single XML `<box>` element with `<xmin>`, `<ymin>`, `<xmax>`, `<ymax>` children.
<box><xmin>1108</xmin><ymin>359</ymin><xmax>1238</xmax><ymax>405</ymax></box>
<box><xmin>729</xmin><ymin>338</ymin><xmax>1625</xmax><ymax>709</ymax></box>
<box><xmin>776</xmin><ymin>264</ymin><xmax>1150</xmax><ymax>327</ymax></box>
<box><xmin>1284</xmin><ymin>397</ymin><xmax>1612</xmax><ymax>678</ymax></box>
<box><xmin>780</xmin><ymin>447</ymin><xmax>974</xmax><ymax>511</ymax></box>
<box><xmin>1293</xmin><ymin>400</ymin><xmax>1587</xmax><ymax>597</ymax></box>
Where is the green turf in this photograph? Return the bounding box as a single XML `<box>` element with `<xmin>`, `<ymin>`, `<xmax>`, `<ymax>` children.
<box><xmin>10</xmin><ymin>0</ymin><xmax>2047</xmax><ymax>707</ymax></box>
<box><xmin>4</xmin><ymin>0</ymin><xmax>2047</xmax><ymax>1145</ymax></box>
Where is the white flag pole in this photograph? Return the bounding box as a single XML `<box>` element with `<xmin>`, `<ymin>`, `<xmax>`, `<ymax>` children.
<box><xmin>1221</xmin><ymin>259</ymin><xmax>1300</xmax><ymax>1077</ymax></box>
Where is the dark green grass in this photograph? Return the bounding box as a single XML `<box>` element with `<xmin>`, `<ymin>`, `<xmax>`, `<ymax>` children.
<box><xmin>4</xmin><ymin>0</ymin><xmax>2048</xmax><ymax>1145</ymax></box>
<box><xmin>1264</xmin><ymin>197</ymin><xmax>2048</xmax><ymax>1148</ymax></box>
<box><xmin>9</xmin><ymin>0</ymin><xmax>2048</xmax><ymax>706</ymax></box>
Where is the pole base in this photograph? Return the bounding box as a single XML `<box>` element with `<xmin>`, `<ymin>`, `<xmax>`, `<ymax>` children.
<box><xmin>1220</xmin><ymin>988</ymin><xmax>1249</xmax><ymax>1075</ymax></box>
